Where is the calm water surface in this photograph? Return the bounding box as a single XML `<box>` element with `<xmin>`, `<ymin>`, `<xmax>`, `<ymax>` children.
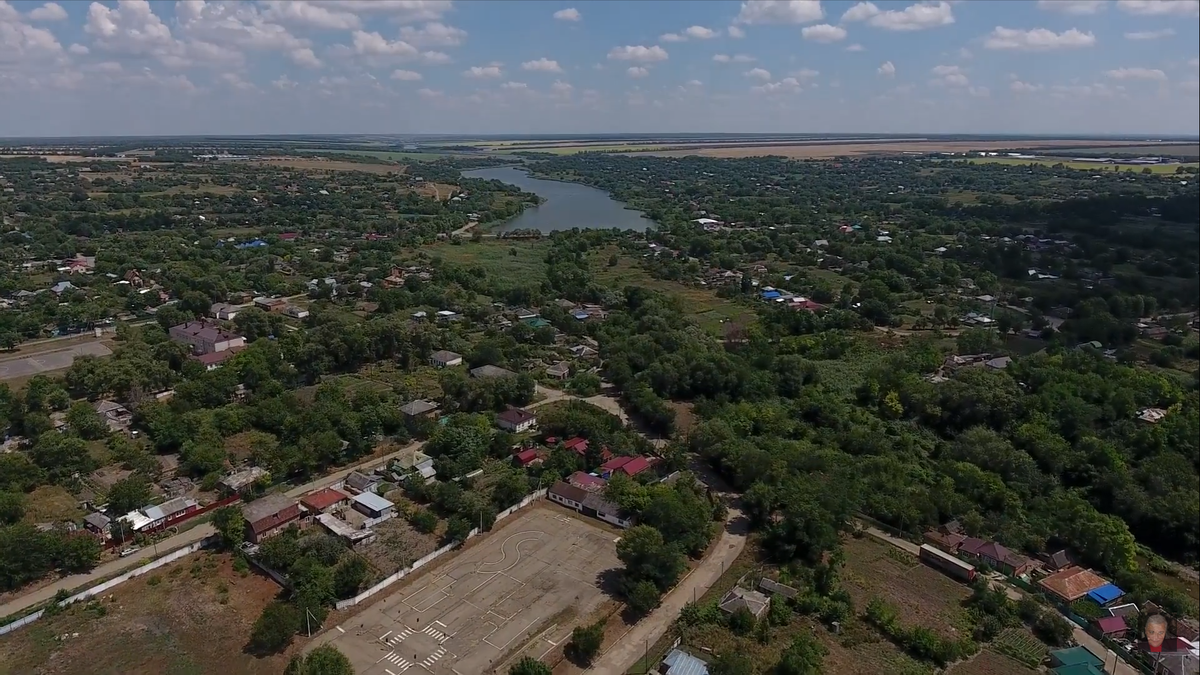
<box><xmin>462</xmin><ymin>166</ymin><xmax>653</xmax><ymax>233</ymax></box>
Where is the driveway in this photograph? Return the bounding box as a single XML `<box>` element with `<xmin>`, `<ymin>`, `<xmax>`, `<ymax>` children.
<box><xmin>583</xmin><ymin>506</ymin><xmax>749</xmax><ymax>675</ymax></box>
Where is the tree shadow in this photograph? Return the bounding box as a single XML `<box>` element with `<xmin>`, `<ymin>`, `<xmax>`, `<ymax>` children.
<box><xmin>725</xmin><ymin>513</ymin><xmax>751</xmax><ymax>536</ymax></box>
<box><xmin>594</xmin><ymin>566</ymin><xmax>624</xmax><ymax>599</ymax></box>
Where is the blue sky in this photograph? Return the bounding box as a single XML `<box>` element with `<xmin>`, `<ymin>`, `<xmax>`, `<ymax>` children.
<box><xmin>1</xmin><ymin>0</ymin><xmax>1197</xmax><ymax>137</ymax></box>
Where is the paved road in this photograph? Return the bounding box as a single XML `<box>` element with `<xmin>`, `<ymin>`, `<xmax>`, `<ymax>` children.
<box><xmin>583</xmin><ymin>506</ymin><xmax>749</xmax><ymax>675</ymax></box>
<box><xmin>0</xmin><ymin>387</ymin><xmax>580</xmax><ymax>620</ymax></box>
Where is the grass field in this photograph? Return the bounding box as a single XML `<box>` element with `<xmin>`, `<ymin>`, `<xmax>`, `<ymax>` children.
<box><xmin>1040</xmin><ymin>143</ymin><xmax>1200</xmax><ymax>158</ymax></box>
<box><xmin>952</xmin><ymin>157</ymin><xmax>1198</xmax><ymax>174</ymax></box>
<box><xmin>304</xmin><ymin>149</ymin><xmax>452</xmax><ymax>162</ymax></box>
<box><xmin>0</xmin><ymin>552</ymin><xmax>287</xmax><ymax>675</ymax></box>
<box><xmin>250</xmin><ymin>158</ymin><xmax>406</xmax><ymax>174</ymax></box>
<box><xmin>423</xmin><ymin>238</ymin><xmax>551</xmax><ymax>282</ymax></box>
<box><xmin>591</xmin><ymin>247</ymin><xmax>755</xmax><ymax>333</ymax></box>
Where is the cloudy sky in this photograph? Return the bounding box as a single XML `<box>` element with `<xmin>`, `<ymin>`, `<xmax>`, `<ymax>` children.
<box><xmin>1</xmin><ymin>0</ymin><xmax>1198</xmax><ymax>137</ymax></box>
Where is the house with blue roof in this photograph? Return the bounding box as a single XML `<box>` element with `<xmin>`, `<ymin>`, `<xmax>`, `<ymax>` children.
<box><xmin>760</xmin><ymin>289</ymin><xmax>782</xmax><ymax>301</ymax></box>
<box><xmin>235</xmin><ymin>239</ymin><xmax>267</xmax><ymax>250</ymax></box>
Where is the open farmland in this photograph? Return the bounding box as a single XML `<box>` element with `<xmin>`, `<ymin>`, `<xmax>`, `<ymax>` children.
<box><xmin>0</xmin><ymin>552</ymin><xmax>286</xmax><ymax>675</ymax></box>
<box><xmin>953</xmin><ymin>157</ymin><xmax>1198</xmax><ymax>174</ymax></box>
<box><xmin>644</xmin><ymin>139</ymin><xmax>1168</xmax><ymax>159</ymax></box>
<box><xmin>249</xmin><ymin>157</ymin><xmax>406</xmax><ymax>174</ymax></box>
<box><xmin>840</xmin><ymin>535</ymin><xmax>973</xmax><ymax>640</ymax></box>
<box><xmin>307</xmin><ymin>508</ymin><xmax>621</xmax><ymax>675</ymax></box>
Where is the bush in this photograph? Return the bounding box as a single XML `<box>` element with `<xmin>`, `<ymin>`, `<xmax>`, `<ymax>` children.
<box><xmin>410</xmin><ymin>508</ymin><xmax>439</xmax><ymax>534</ymax></box>
<box><xmin>249</xmin><ymin>601</ymin><xmax>301</xmax><ymax>653</ymax></box>
<box><xmin>566</xmin><ymin>618</ymin><xmax>605</xmax><ymax>665</ymax></box>
<box><xmin>727</xmin><ymin>607</ymin><xmax>757</xmax><ymax>636</ymax></box>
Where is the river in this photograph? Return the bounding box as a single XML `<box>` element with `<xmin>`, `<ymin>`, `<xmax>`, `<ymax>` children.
<box><xmin>461</xmin><ymin>165</ymin><xmax>653</xmax><ymax>233</ymax></box>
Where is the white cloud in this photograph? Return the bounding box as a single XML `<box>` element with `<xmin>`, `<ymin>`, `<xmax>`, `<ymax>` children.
<box><xmin>627</xmin><ymin>66</ymin><xmax>649</xmax><ymax>78</ymax></box>
<box><xmin>272</xmin><ymin>74</ymin><xmax>297</xmax><ymax>89</ymax></box>
<box><xmin>984</xmin><ymin>27</ymin><xmax>1096</xmax><ymax>51</ymax></box>
<box><xmin>390</xmin><ymin>68</ymin><xmax>422</xmax><ymax>81</ymax></box>
<box><xmin>660</xmin><ymin>32</ymin><xmax>685</xmax><ymax>43</ymax></box>
<box><xmin>802</xmin><ymin>24</ymin><xmax>848</xmax><ymax>42</ymax></box>
<box><xmin>290</xmin><ymin>47</ymin><xmax>321</xmax><ymax>68</ymax></box>
<box><xmin>930</xmin><ymin>64</ymin><xmax>968</xmax><ymax>86</ymax></box>
<box><xmin>416</xmin><ymin>87</ymin><xmax>442</xmax><ymax>98</ymax></box>
<box><xmin>259</xmin><ymin>1</ymin><xmax>361</xmax><ymax>30</ymax></box>
<box><xmin>1191</xmin><ymin>57</ymin><xmax>1200</xmax><ymax>68</ymax></box>
<box><xmin>846</xmin><ymin>43</ymin><xmax>865</xmax><ymax>52</ymax></box>
<box><xmin>550</xmin><ymin>80</ymin><xmax>573</xmax><ymax>94</ymax></box>
<box><xmin>28</xmin><ymin>2</ymin><xmax>67</xmax><ymax>22</ymax></box>
<box><xmin>728</xmin><ymin>25</ymin><xmax>746</xmax><ymax>38</ymax></box>
<box><xmin>1050</xmin><ymin>82</ymin><xmax>1121</xmax><ymax>97</ymax></box>
<box><xmin>1124</xmin><ymin>29</ymin><xmax>1174</xmax><ymax>39</ymax></box>
<box><xmin>500</xmin><ymin>81</ymin><xmax>528</xmax><ymax>89</ymax></box>
<box><xmin>734</xmin><ymin>0</ymin><xmax>824</xmax><ymax>25</ymax></box>
<box><xmin>68</xmin><ymin>43</ymin><xmax>89</xmax><ymax>55</ymax></box>
<box><xmin>968</xmin><ymin>86</ymin><xmax>989</xmax><ymax>97</ymax></box>
<box><xmin>421</xmin><ymin>50</ymin><xmax>452</xmax><ymax>64</ymax></box>
<box><xmin>793</xmin><ymin>67</ymin><xmax>820</xmax><ymax>79</ymax></box>
<box><xmin>220</xmin><ymin>72</ymin><xmax>256</xmax><ymax>91</ymax></box>
<box><xmin>752</xmin><ymin>76</ymin><xmax>802</xmax><ymax>93</ymax></box>
<box><xmin>399</xmin><ymin>22</ymin><xmax>467</xmax><ymax>48</ymax></box>
<box><xmin>1105</xmin><ymin>67</ymin><xmax>1168</xmax><ymax>80</ymax></box>
<box><xmin>1117</xmin><ymin>0</ymin><xmax>1200</xmax><ymax>16</ymax></box>
<box><xmin>351</xmin><ymin>30</ymin><xmax>418</xmax><ymax>58</ymax></box>
<box><xmin>1010</xmin><ymin>80</ymin><xmax>1042</xmax><ymax>92</ymax></box>
<box><xmin>522</xmin><ymin>58</ymin><xmax>563</xmax><ymax>73</ymax></box>
<box><xmin>745</xmin><ymin>67</ymin><xmax>772</xmax><ymax>80</ymax></box>
<box><xmin>307</xmin><ymin>1</ymin><xmax>452</xmax><ymax>23</ymax></box>
<box><xmin>878</xmin><ymin>60</ymin><xmax>896</xmax><ymax>76</ymax></box>
<box><xmin>85</xmin><ymin>0</ymin><xmax>176</xmax><ymax>58</ymax></box>
<box><xmin>0</xmin><ymin>5</ymin><xmax>63</xmax><ymax>63</ymax></box>
<box><xmin>464</xmin><ymin>64</ymin><xmax>503</xmax><ymax>78</ymax></box>
<box><xmin>553</xmin><ymin>7</ymin><xmax>581</xmax><ymax>21</ymax></box>
<box><xmin>712</xmin><ymin>54</ymin><xmax>731</xmax><ymax>63</ymax></box>
<box><xmin>1036</xmin><ymin>0</ymin><xmax>1106</xmax><ymax>14</ymax></box>
<box><xmin>607</xmin><ymin>45</ymin><xmax>668</xmax><ymax>62</ymax></box>
<box><xmin>685</xmin><ymin>25</ymin><xmax>719</xmax><ymax>39</ymax></box>
<box><xmin>841</xmin><ymin>2</ymin><xmax>955</xmax><ymax>31</ymax></box>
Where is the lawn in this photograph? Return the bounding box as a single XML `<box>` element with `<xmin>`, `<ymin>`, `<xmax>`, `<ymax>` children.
<box><xmin>22</xmin><ymin>485</ymin><xmax>83</xmax><ymax>525</ymax></box>
<box><xmin>0</xmin><ymin>552</ymin><xmax>288</xmax><ymax>675</ymax></box>
<box><xmin>322</xmin><ymin>150</ymin><xmax>452</xmax><ymax>162</ymax></box>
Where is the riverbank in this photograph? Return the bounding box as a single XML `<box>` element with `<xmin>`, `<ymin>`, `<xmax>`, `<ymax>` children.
<box><xmin>461</xmin><ymin>165</ymin><xmax>654</xmax><ymax>233</ymax></box>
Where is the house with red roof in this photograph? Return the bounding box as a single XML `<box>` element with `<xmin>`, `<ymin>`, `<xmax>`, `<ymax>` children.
<box><xmin>563</xmin><ymin>437</ymin><xmax>589</xmax><ymax>454</ymax></box>
<box><xmin>300</xmin><ymin>488</ymin><xmax>349</xmax><ymax>515</ymax></box>
<box><xmin>958</xmin><ymin>537</ymin><xmax>1033</xmax><ymax>577</ymax></box>
<box><xmin>513</xmin><ymin>448</ymin><xmax>542</xmax><ymax>468</ymax></box>
<box><xmin>600</xmin><ymin>455</ymin><xmax>652</xmax><ymax>479</ymax></box>
<box><xmin>278</xmin><ymin>232</ymin><xmax>299</xmax><ymax>241</ymax></box>
<box><xmin>1095</xmin><ymin>616</ymin><xmax>1127</xmax><ymax>638</ymax></box>
<box><xmin>568</xmin><ymin>471</ymin><xmax>607</xmax><ymax>492</ymax></box>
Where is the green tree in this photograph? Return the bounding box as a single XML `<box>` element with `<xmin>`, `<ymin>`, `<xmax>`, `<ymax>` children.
<box><xmin>711</xmin><ymin>652</ymin><xmax>755</xmax><ymax>675</ymax></box>
<box><xmin>616</xmin><ymin>525</ymin><xmax>686</xmax><ymax>593</ymax></box>
<box><xmin>508</xmin><ymin>656</ymin><xmax>552</xmax><ymax>675</ymax></box>
<box><xmin>333</xmin><ymin>555</ymin><xmax>369</xmax><ymax>599</ymax></box>
<box><xmin>410</xmin><ymin>508</ymin><xmax>438</xmax><ymax>534</ymax></box>
<box><xmin>105</xmin><ymin>475</ymin><xmax>152</xmax><ymax>514</ymax></box>
<box><xmin>284</xmin><ymin>645</ymin><xmax>355</xmax><ymax>675</ymax></box>
<box><xmin>727</xmin><ymin>606</ymin><xmax>756</xmax><ymax>636</ymax></box>
<box><xmin>774</xmin><ymin>633</ymin><xmax>826</xmax><ymax>675</ymax></box>
<box><xmin>0</xmin><ymin>493</ymin><xmax>25</xmax><ymax>525</ymax></box>
<box><xmin>212</xmin><ymin>506</ymin><xmax>246</xmax><ymax>549</ymax></box>
<box><xmin>566</xmin><ymin>618</ymin><xmax>605</xmax><ymax>665</ymax></box>
<box><xmin>625</xmin><ymin>579</ymin><xmax>662</xmax><ymax>617</ymax></box>
<box><xmin>65</xmin><ymin>401</ymin><xmax>108</xmax><ymax>440</ymax></box>
<box><xmin>248</xmin><ymin>601</ymin><xmax>301</xmax><ymax>653</ymax></box>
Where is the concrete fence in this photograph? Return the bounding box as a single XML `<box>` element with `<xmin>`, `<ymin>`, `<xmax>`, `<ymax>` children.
<box><xmin>334</xmin><ymin>489</ymin><xmax>547</xmax><ymax>610</ymax></box>
<box><xmin>0</xmin><ymin>535</ymin><xmax>218</xmax><ymax>636</ymax></box>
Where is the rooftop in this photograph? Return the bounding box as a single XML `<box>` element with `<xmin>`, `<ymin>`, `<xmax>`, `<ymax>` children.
<box><xmin>1039</xmin><ymin>566</ymin><xmax>1110</xmax><ymax>602</ymax></box>
<box><xmin>661</xmin><ymin>648</ymin><xmax>710</xmax><ymax>675</ymax></box>
<box><xmin>400</xmin><ymin>400</ymin><xmax>439</xmax><ymax>416</ymax></box>
<box><xmin>471</xmin><ymin>364</ymin><xmax>516</xmax><ymax>379</ymax></box>
<box><xmin>301</xmin><ymin>488</ymin><xmax>349</xmax><ymax>512</ymax></box>
<box><xmin>351</xmin><ymin>491</ymin><xmax>394</xmax><ymax>513</ymax></box>
<box><xmin>550</xmin><ymin>481</ymin><xmax>589</xmax><ymax>504</ymax></box>
<box><xmin>242</xmin><ymin>493</ymin><xmax>299</xmax><ymax>529</ymax></box>
<box><xmin>497</xmin><ymin>407</ymin><xmax>537</xmax><ymax>425</ymax></box>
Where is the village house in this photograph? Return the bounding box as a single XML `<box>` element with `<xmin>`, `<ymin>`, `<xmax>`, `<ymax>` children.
<box><xmin>512</xmin><ymin>448</ymin><xmax>542</xmax><ymax>468</ymax></box>
<box><xmin>219</xmin><ymin>466</ymin><xmax>269</xmax><ymax>495</ymax></box>
<box><xmin>300</xmin><ymin>488</ymin><xmax>349</xmax><ymax>515</ymax></box>
<box><xmin>400</xmin><ymin>400</ymin><xmax>440</xmax><ymax>419</ymax></box>
<box><xmin>958</xmin><ymin>537</ymin><xmax>1033</xmax><ymax>576</ymax></box>
<box><xmin>343</xmin><ymin>471</ymin><xmax>380</xmax><ymax>495</ymax></box>
<box><xmin>1037</xmin><ymin>566</ymin><xmax>1110</xmax><ymax>603</ymax></box>
<box><xmin>719</xmin><ymin>587</ymin><xmax>770</xmax><ymax>618</ymax></box>
<box><xmin>548</xmin><ymin>481</ymin><xmax>587</xmax><ymax>511</ymax></box>
<box><xmin>496</xmin><ymin>407</ymin><xmax>537</xmax><ymax>433</ymax></box>
<box><xmin>94</xmin><ymin>400</ymin><xmax>133</xmax><ymax>433</ymax></box>
<box><xmin>428</xmin><ymin>350</ymin><xmax>463</xmax><ymax>368</ymax></box>
<box><xmin>470</xmin><ymin>364</ymin><xmax>516</xmax><ymax>379</ymax></box>
<box><xmin>252</xmin><ymin>296</ymin><xmax>288</xmax><ymax>313</ymax></box>
<box><xmin>599</xmin><ymin>455</ymin><xmax>652</xmax><ymax>479</ymax></box>
<box><xmin>351</xmin><ymin>492</ymin><xmax>396</xmax><ymax>520</ymax></box>
<box><xmin>169</xmin><ymin>320</ymin><xmax>246</xmax><ymax>355</ymax></box>
<box><xmin>210</xmin><ymin>302</ymin><xmax>240</xmax><ymax>321</ymax></box>
<box><xmin>545</xmin><ymin>361</ymin><xmax>571</xmax><ymax>380</ymax></box>
<box><xmin>241</xmin><ymin>494</ymin><xmax>303</xmax><ymax>544</ymax></box>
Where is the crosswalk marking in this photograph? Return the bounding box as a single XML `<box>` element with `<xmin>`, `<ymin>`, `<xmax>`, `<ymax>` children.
<box><xmin>384</xmin><ymin>652</ymin><xmax>412</xmax><ymax>672</ymax></box>
<box><xmin>387</xmin><ymin>628</ymin><xmax>414</xmax><ymax>646</ymax></box>
<box><xmin>421</xmin><ymin>625</ymin><xmax>449</xmax><ymax>644</ymax></box>
<box><xmin>420</xmin><ymin>647</ymin><xmax>446</xmax><ymax>667</ymax></box>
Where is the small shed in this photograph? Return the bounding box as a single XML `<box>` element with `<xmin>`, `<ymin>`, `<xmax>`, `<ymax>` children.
<box><xmin>1086</xmin><ymin>583</ymin><xmax>1125</xmax><ymax>606</ymax></box>
<box><xmin>1095</xmin><ymin>616</ymin><xmax>1127</xmax><ymax>638</ymax></box>
<box><xmin>351</xmin><ymin>492</ymin><xmax>395</xmax><ymax>519</ymax></box>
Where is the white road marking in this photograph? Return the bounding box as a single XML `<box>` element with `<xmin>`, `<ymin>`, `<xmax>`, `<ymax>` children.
<box><xmin>336</xmin><ymin>626</ymin><xmax>345</xmax><ymax>634</ymax></box>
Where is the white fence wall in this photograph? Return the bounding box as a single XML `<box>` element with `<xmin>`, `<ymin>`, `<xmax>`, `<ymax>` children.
<box><xmin>334</xmin><ymin>489</ymin><xmax>546</xmax><ymax>610</ymax></box>
<box><xmin>0</xmin><ymin>535</ymin><xmax>218</xmax><ymax>636</ymax></box>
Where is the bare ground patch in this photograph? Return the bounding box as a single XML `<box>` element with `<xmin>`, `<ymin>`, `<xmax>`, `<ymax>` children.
<box><xmin>646</xmin><ymin>140</ymin><xmax>1160</xmax><ymax>159</ymax></box>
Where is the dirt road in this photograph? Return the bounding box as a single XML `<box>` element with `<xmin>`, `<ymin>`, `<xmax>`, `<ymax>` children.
<box><xmin>583</xmin><ymin>508</ymin><xmax>749</xmax><ymax>675</ymax></box>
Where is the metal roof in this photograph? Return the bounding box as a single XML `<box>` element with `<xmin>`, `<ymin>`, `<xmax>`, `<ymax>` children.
<box><xmin>351</xmin><ymin>491</ymin><xmax>395</xmax><ymax>514</ymax></box>
<box><xmin>662</xmin><ymin>648</ymin><xmax>709</xmax><ymax>675</ymax></box>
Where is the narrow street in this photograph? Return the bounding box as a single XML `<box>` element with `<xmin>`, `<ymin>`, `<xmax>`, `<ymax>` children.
<box><xmin>583</xmin><ymin>506</ymin><xmax>749</xmax><ymax>675</ymax></box>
